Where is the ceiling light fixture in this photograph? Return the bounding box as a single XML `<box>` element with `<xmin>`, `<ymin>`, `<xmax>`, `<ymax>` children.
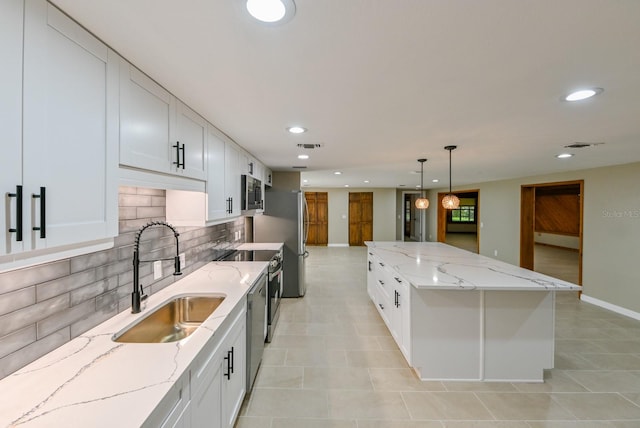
<box><xmin>556</xmin><ymin>153</ymin><xmax>574</xmax><ymax>159</ymax></box>
<box><xmin>364</xmin><ymin>180</ymin><xmax>370</xmax><ymax>183</ymax></box>
<box><xmin>246</xmin><ymin>0</ymin><xmax>296</xmax><ymax>24</ymax></box>
<box><xmin>563</xmin><ymin>88</ymin><xmax>603</xmax><ymax>102</ymax></box>
<box><xmin>415</xmin><ymin>159</ymin><xmax>429</xmax><ymax>210</ymax></box>
<box><xmin>432</xmin><ymin>179</ymin><xmax>439</xmax><ymax>183</ymax></box>
<box><xmin>334</xmin><ymin>171</ymin><xmax>342</xmax><ymax>175</ymax></box>
<box><xmin>287</xmin><ymin>126</ymin><xmax>306</xmax><ymax>134</ymax></box>
<box><xmin>297</xmin><ymin>154</ymin><xmax>309</xmax><ymax>160</ymax></box>
<box><xmin>442</xmin><ymin>146</ymin><xmax>460</xmax><ymax>210</ymax></box>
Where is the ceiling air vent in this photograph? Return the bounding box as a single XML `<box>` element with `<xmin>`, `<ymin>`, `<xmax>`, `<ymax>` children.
<box><xmin>564</xmin><ymin>142</ymin><xmax>604</xmax><ymax>149</ymax></box>
<box><xmin>292</xmin><ymin>166</ymin><xmax>307</xmax><ymax>169</ymax></box>
<box><xmin>296</xmin><ymin>143</ymin><xmax>323</xmax><ymax>149</ymax></box>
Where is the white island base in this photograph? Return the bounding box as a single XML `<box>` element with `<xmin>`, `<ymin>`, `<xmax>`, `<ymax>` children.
<box><xmin>411</xmin><ymin>288</ymin><xmax>554</xmax><ymax>382</ymax></box>
<box><xmin>366</xmin><ymin>242</ymin><xmax>581</xmax><ymax>383</ymax></box>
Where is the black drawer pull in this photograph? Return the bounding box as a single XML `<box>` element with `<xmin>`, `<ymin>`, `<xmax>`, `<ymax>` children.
<box><xmin>32</xmin><ymin>187</ymin><xmax>46</xmax><ymax>239</ymax></box>
<box><xmin>8</xmin><ymin>185</ymin><xmax>23</xmax><ymax>241</ymax></box>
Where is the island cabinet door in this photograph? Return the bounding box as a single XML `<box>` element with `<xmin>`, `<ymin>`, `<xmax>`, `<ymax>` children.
<box><xmin>389</xmin><ymin>272</ymin><xmax>411</xmax><ymax>363</ymax></box>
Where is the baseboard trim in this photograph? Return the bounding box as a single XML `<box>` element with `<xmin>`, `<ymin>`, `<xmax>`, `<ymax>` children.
<box><xmin>580</xmin><ymin>294</ymin><xmax>640</xmax><ymax>321</ymax></box>
<box><xmin>327</xmin><ymin>243</ymin><xmax>349</xmax><ymax>247</ymax></box>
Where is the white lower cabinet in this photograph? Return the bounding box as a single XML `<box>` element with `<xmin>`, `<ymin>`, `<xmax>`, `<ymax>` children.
<box><xmin>145</xmin><ymin>301</ymin><xmax>247</xmax><ymax>428</ymax></box>
<box><xmin>370</xmin><ymin>253</ymin><xmax>411</xmax><ymax>364</ymax></box>
<box><xmin>190</xmin><ymin>302</ymin><xmax>246</xmax><ymax>428</ymax></box>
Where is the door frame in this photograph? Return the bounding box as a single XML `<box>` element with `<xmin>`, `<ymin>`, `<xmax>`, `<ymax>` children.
<box><xmin>437</xmin><ymin>189</ymin><xmax>480</xmax><ymax>254</ymax></box>
<box><xmin>519</xmin><ymin>180</ymin><xmax>583</xmax><ymax>285</ymax></box>
<box><xmin>401</xmin><ymin>191</ymin><xmax>422</xmax><ymax>241</ymax></box>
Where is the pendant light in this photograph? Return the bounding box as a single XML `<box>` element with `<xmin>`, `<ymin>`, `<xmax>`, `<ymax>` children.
<box><xmin>415</xmin><ymin>159</ymin><xmax>429</xmax><ymax>209</ymax></box>
<box><xmin>442</xmin><ymin>145</ymin><xmax>460</xmax><ymax>209</ymax></box>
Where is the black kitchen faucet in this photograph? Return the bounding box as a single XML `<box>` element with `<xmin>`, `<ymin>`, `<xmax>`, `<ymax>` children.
<box><xmin>131</xmin><ymin>221</ymin><xmax>182</xmax><ymax>314</ymax></box>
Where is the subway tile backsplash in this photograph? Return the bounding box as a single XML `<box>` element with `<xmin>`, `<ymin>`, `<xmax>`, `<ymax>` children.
<box><xmin>0</xmin><ymin>186</ymin><xmax>244</xmax><ymax>379</ymax></box>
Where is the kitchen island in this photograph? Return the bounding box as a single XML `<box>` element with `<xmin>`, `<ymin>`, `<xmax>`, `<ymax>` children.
<box><xmin>0</xmin><ymin>260</ymin><xmax>267</xmax><ymax>428</ymax></box>
<box><xmin>366</xmin><ymin>241</ymin><xmax>581</xmax><ymax>382</ymax></box>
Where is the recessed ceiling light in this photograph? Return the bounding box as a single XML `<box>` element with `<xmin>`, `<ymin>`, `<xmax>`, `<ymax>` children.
<box><xmin>246</xmin><ymin>0</ymin><xmax>295</xmax><ymax>24</ymax></box>
<box><xmin>563</xmin><ymin>88</ymin><xmax>603</xmax><ymax>102</ymax></box>
<box><xmin>334</xmin><ymin>171</ymin><xmax>342</xmax><ymax>175</ymax></box>
<box><xmin>287</xmin><ymin>126</ymin><xmax>306</xmax><ymax>134</ymax></box>
<box><xmin>303</xmin><ymin>179</ymin><xmax>308</xmax><ymax>183</ymax></box>
<box><xmin>432</xmin><ymin>179</ymin><xmax>439</xmax><ymax>183</ymax></box>
<box><xmin>415</xmin><ymin>185</ymin><xmax>420</xmax><ymax>188</ymax></box>
<box><xmin>344</xmin><ymin>184</ymin><xmax>349</xmax><ymax>187</ymax></box>
<box><xmin>364</xmin><ymin>180</ymin><xmax>370</xmax><ymax>183</ymax></box>
<box><xmin>297</xmin><ymin>154</ymin><xmax>309</xmax><ymax>160</ymax></box>
<box><xmin>556</xmin><ymin>153</ymin><xmax>574</xmax><ymax>159</ymax></box>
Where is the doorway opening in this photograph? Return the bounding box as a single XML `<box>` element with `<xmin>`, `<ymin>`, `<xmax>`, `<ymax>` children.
<box><xmin>403</xmin><ymin>192</ymin><xmax>421</xmax><ymax>241</ymax></box>
<box><xmin>437</xmin><ymin>190</ymin><xmax>480</xmax><ymax>253</ymax></box>
<box><xmin>520</xmin><ymin>180</ymin><xmax>583</xmax><ymax>285</ymax></box>
<box><xmin>348</xmin><ymin>192</ymin><xmax>373</xmax><ymax>246</ymax></box>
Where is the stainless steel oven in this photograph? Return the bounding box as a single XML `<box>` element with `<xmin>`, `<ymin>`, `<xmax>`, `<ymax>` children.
<box><xmin>266</xmin><ymin>249</ymin><xmax>283</xmax><ymax>342</ymax></box>
<box><xmin>215</xmin><ymin>248</ymin><xmax>282</xmax><ymax>342</ymax></box>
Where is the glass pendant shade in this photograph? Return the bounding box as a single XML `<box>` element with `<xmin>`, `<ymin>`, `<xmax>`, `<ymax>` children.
<box><xmin>442</xmin><ymin>194</ymin><xmax>460</xmax><ymax>209</ymax></box>
<box><xmin>415</xmin><ymin>197</ymin><xmax>429</xmax><ymax>209</ymax></box>
<box><xmin>442</xmin><ymin>145</ymin><xmax>459</xmax><ymax>210</ymax></box>
<box><xmin>415</xmin><ymin>158</ymin><xmax>429</xmax><ymax>210</ymax></box>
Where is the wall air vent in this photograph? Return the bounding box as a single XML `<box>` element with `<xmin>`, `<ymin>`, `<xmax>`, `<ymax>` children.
<box><xmin>296</xmin><ymin>143</ymin><xmax>323</xmax><ymax>149</ymax></box>
<box><xmin>564</xmin><ymin>142</ymin><xmax>604</xmax><ymax>149</ymax></box>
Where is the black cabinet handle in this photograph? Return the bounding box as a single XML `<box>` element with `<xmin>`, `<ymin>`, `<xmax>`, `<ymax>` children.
<box><xmin>394</xmin><ymin>290</ymin><xmax>399</xmax><ymax>307</ymax></box>
<box><xmin>172</xmin><ymin>142</ymin><xmax>185</xmax><ymax>169</ymax></box>
<box><xmin>32</xmin><ymin>187</ymin><xmax>46</xmax><ymax>239</ymax></box>
<box><xmin>229</xmin><ymin>346</ymin><xmax>235</xmax><ymax>374</ymax></box>
<box><xmin>379</xmin><ymin>262</ymin><xmax>384</xmax><ymax>267</ymax></box>
<box><xmin>8</xmin><ymin>185</ymin><xmax>23</xmax><ymax>241</ymax></box>
<box><xmin>248</xmin><ymin>162</ymin><xmax>253</xmax><ymax>175</ymax></box>
<box><xmin>224</xmin><ymin>352</ymin><xmax>231</xmax><ymax>380</ymax></box>
<box><xmin>378</xmin><ymin>280</ymin><xmax>384</xmax><ymax>286</ymax></box>
<box><xmin>378</xmin><ymin>303</ymin><xmax>384</xmax><ymax>310</ymax></box>
<box><xmin>229</xmin><ymin>197</ymin><xmax>233</xmax><ymax>214</ymax></box>
<box><xmin>368</xmin><ymin>261</ymin><xmax>372</xmax><ymax>271</ymax></box>
<box><xmin>394</xmin><ymin>277</ymin><xmax>402</xmax><ymax>283</ymax></box>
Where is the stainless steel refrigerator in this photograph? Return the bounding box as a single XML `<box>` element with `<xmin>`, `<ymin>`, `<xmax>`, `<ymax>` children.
<box><xmin>254</xmin><ymin>190</ymin><xmax>308</xmax><ymax>297</ymax></box>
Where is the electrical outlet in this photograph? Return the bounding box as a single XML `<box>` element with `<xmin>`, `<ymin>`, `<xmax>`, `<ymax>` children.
<box><xmin>180</xmin><ymin>253</ymin><xmax>186</xmax><ymax>268</ymax></box>
<box><xmin>153</xmin><ymin>261</ymin><xmax>162</xmax><ymax>280</ymax></box>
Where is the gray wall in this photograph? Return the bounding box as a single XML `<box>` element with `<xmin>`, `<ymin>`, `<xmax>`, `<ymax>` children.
<box><xmin>0</xmin><ymin>187</ymin><xmax>245</xmax><ymax>379</ymax></box>
<box><xmin>304</xmin><ymin>188</ymin><xmax>397</xmax><ymax>245</ymax></box>
<box><xmin>424</xmin><ymin>161</ymin><xmax>640</xmax><ymax>314</ymax></box>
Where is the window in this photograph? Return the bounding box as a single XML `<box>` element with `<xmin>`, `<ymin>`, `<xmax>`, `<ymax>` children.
<box><xmin>450</xmin><ymin>205</ymin><xmax>475</xmax><ymax>223</ymax></box>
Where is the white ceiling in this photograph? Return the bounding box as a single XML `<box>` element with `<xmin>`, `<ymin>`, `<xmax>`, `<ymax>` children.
<box><xmin>51</xmin><ymin>0</ymin><xmax>640</xmax><ymax>189</ymax></box>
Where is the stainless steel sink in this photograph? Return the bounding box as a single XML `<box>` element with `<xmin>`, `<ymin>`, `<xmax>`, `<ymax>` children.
<box><xmin>113</xmin><ymin>295</ymin><xmax>226</xmax><ymax>343</ymax></box>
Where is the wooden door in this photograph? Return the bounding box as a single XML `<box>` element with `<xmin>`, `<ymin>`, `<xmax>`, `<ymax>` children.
<box><xmin>349</xmin><ymin>192</ymin><xmax>373</xmax><ymax>246</ymax></box>
<box><xmin>520</xmin><ymin>186</ymin><xmax>535</xmax><ymax>270</ymax></box>
<box><xmin>305</xmin><ymin>192</ymin><xmax>328</xmax><ymax>245</ymax></box>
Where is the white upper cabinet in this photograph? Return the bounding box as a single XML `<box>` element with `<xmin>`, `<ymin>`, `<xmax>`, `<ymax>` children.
<box><xmin>206</xmin><ymin>127</ymin><xmax>228</xmax><ymax>221</ymax></box>
<box><xmin>224</xmin><ymin>142</ymin><xmax>242</xmax><ymax>217</ymax></box>
<box><xmin>120</xmin><ymin>60</ymin><xmax>206</xmax><ymax>181</ymax></box>
<box><xmin>175</xmin><ymin>100</ymin><xmax>207</xmax><ymax>180</ymax></box>
<box><xmin>0</xmin><ymin>0</ymin><xmax>118</xmax><ymax>261</ymax></box>
<box><xmin>120</xmin><ymin>60</ymin><xmax>175</xmax><ymax>175</ymax></box>
<box><xmin>0</xmin><ymin>0</ymin><xmax>25</xmax><ymax>256</ymax></box>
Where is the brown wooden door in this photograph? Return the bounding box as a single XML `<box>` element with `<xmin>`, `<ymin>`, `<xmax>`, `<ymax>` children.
<box><xmin>305</xmin><ymin>192</ymin><xmax>328</xmax><ymax>246</ymax></box>
<box><xmin>520</xmin><ymin>186</ymin><xmax>535</xmax><ymax>270</ymax></box>
<box><xmin>349</xmin><ymin>192</ymin><xmax>373</xmax><ymax>246</ymax></box>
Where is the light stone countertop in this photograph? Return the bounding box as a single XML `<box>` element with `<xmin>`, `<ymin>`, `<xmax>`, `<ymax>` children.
<box><xmin>237</xmin><ymin>242</ymin><xmax>284</xmax><ymax>251</ymax></box>
<box><xmin>0</xmin><ymin>261</ymin><xmax>268</xmax><ymax>428</ymax></box>
<box><xmin>366</xmin><ymin>241</ymin><xmax>581</xmax><ymax>291</ymax></box>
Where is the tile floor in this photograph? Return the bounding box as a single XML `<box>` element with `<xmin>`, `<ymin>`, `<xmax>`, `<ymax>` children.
<box><xmin>236</xmin><ymin>246</ymin><xmax>640</xmax><ymax>427</ymax></box>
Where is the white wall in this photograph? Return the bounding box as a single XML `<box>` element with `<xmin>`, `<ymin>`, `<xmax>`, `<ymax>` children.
<box><xmin>304</xmin><ymin>188</ymin><xmax>396</xmax><ymax>245</ymax></box>
<box><xmin>425</xmin><ymin>161</ymin><xmax>640</xmax><ymax>314</ymax></box>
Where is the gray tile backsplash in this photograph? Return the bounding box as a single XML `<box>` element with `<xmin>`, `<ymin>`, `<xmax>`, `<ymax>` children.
<box><xmin>0</xmin><ymin>186</ymin><xmax>245</xmax><ymax>379</ymax></box>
